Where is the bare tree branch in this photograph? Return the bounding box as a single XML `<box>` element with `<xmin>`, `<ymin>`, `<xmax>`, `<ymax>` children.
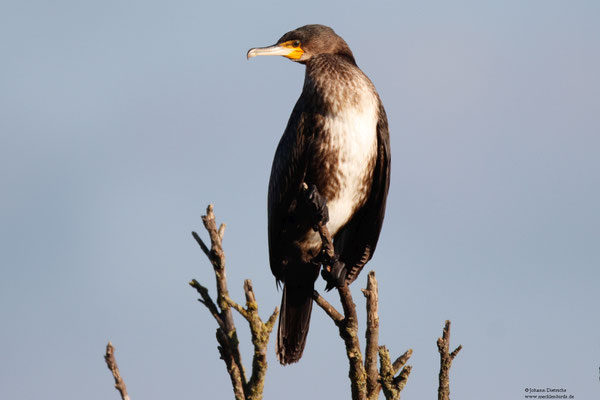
<box><xmin>190</xmin><ymin>279</ymin><xmax>224</xmax><ymax>328</ymax></box>
<box><xmin>214</xmin><ymin>328</ymin><xmax>246</xmax><ymax>400</ymax></box>
<box><xmin>315</xmin><ymin>285</ymin><xmax>369</xmax><ymax>400</ymax></box>
<box><xmin>437</xmin><ymin>320</ymin><xmax>462</xmax><ymax>400</ymax></box>
<box><xmin>392</xmin><ymin>349</ymin><xmax>413</xmax><ymax>375</ymax></box>
<box><xmin>362</xmin><ymin>271</ymin><xmax>380</xmax><ymax>399</ymax></box>
<box><xmin>393</xmin><ymin>362</ymin><xmax>411</xmax><ymax>393</ymax></box>
<box><xmin>191</xmin><ymin>205</ymin><xmax>246</xmax><ymax>399</ymax></box>
<box><xmin>312</xmin><ymin>216</ymin><xmax>415</xmax><ymax>400</ymax></box>
<box><xmin>190</xmin><ymin>205</ymin><xmax>278</xmax><ymax>400</ymax></box>
<box><xmin>305</xmin><ymin>189</ymin><xmax>368</xmax><ymax>399</ymax></box>
<box><xmin>104</xmin><ymin>342</ymin><xmax>131</xmax><ymax>400</ymax></box>
<box><xmin>339</xmin><ymin>285</ymin><xmax>368</xmax><ymax>400</ymax></box>
<box><xmin>222</xmin><ymin>280</ymin><xmax>278</xmax><ymax>399</ymax></box>
<box><xmin>191</xmin><ymin>231</ymin><xmax>210</xmax><ymax>257</ymax></box>
<box><xmin>312</xmin><ymin>291</ymin><xmax>344</xmax><ymax>323</ymax></box>
<box><xmin>104</xmin><ymin>202</ymin><xmax>462</xmax><ymax>400</ymax></box>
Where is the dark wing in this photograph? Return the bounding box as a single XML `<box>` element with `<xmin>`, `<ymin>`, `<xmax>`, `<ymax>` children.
<box><xmin>334</xmin><ymin>99</ymin><xmax>391</xmax><ymax>285</ymax></box>
<box><xmin>268</xmin><ymin>97</ymin><xmax>311</xmax><ymax>283</ymax></box>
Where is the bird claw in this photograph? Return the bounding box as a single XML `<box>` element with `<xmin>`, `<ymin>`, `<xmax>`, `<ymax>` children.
<box><xmin>321</xmin><ymin>260</ymin><xmax>347</xmax><ymax>291</ymax></box>
<box><xmin>300</xmin><ymin>183</ymin><xmax>343</xmax><ymax>290</ymax></box>
<box><xmin>301</xmin><ymin>184</ymin><xmax>329</xmax><ymax>230</ymax></box>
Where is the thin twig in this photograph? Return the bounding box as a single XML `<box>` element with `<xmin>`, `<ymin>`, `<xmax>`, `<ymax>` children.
<box><xmin>313</xmin><ymin>291</ymin><xmax>344</xmax><ymax>323</ymax></box>
<box><xmin>392</xmin><ymin>349</ymin><xmax>413</xmax><ymax>375</ymax></box>
<box><xmin>104</xmin><ymin>342</ymin><xmax>131</xmax><ymax>400</ymax></box>
<box><xmin>191</xmin><ymin>231</ymin><xmax>210</xmax><ymax>257</ymax></box>
<box><xmin>189</xmin><ymin>279</ymin><xmax>224</xmax><ymax>328</ymax></box>
<box><xmin>394</xmin><ymin>364</ymin><xmax>412</xmax><ymax>393</ymax></box>
<box><xmin>218</xmin><ymin>223</ymin><xmax>226</xmax><ymax>241</ymax></box>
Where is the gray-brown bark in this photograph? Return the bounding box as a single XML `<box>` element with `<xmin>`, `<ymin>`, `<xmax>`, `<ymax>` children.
<box><xmin>104</xmin><ymin>342</ymin><xmax>131</xmax><ymax>400</ymax></box>
<box><xmin>314</xmin><ymin>274</ymin><xmax>413</xmax><ymax>400</ymax></box>
<box><xmin>103</xmin><ymin>204</ymin><xmax>462</xmax><ymax>400</ymax></box>
<box><xmin>313</xmin><ymin>217</ymin><xmax>413</xmax><ymax>400</ymax></box>
<box><xmin>190</xmin><ymin>205</ymin><xmax>278</xmax><ymax>400</ymax></box>
<box><xmin>437</xmin><ymin>320</ymin><xmax>462</xmax><ymax>400</ymax></box>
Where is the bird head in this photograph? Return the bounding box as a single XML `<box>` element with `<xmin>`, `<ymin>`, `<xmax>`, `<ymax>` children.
<box><xmin>247</xmin><ymin>24</ymin><xmax>355</xmax><ymax>64</ymax></box>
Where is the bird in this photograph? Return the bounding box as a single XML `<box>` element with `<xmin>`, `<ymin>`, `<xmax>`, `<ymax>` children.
<box><xmin>247</xmin><ymin>24</ymin><xmax>390</xmax><ymax>365</ymax></box>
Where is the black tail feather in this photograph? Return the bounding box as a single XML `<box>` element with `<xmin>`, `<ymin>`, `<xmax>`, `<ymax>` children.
<box><xmin>276</xmin><ymin>281</ymin><xmax>314</xmax><ymax>364</ymax></box>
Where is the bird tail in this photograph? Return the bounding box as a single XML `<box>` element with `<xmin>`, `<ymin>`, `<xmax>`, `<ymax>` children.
<box><xmin>276</xmin><ymin>279</ymin><xmax>315</xmax><ymax>365</ymax></box>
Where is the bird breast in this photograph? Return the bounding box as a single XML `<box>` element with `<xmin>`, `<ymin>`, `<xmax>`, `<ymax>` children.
<box><xmin>313</xmin><ymin>83</ymin><xmax>379</xmax><ymax>237</ymax></box>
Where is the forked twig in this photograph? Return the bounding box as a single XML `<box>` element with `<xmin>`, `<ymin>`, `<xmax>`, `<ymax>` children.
<box><xmin>437</xmin><ymin>320</ymin><xmax>462</xmax><ymax>400</ymax></box>
<box><xmin>103</xmin><ymin>203</ymin><xmax>462</xmax><ymax>400</ymax></box>
<box><xmin>190</xmin><ymin>205</ymin><xmax>278</xmax><ymax>400</ymax></box>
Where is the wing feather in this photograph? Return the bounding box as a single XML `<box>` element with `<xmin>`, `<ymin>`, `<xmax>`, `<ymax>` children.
<box><xmin>267</xmin><ymin>98</ymin><xmax>311</xmax><ymax>282</ymax></box>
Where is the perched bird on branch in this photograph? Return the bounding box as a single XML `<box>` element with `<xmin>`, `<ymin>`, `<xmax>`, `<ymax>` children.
<box><xmin>248</xmin><ymin>24</ymin><xmax>390</xmax><ymax>365</ymax></box>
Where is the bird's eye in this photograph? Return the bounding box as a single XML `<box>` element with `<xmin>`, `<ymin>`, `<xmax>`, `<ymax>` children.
<box><xmin>292</xmin><ymin>40</ymin><xmax>301</xmax><ymax>47</ymax></box>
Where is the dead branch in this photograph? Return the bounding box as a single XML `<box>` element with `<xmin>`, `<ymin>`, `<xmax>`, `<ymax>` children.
<box><xmin>313</xmin><ymin>277</ymin><xmax>413</xmax><ymax>400</ymax></box>
<box><xmin>190</xmin><ymin>205</ymin><xmax>278</xmax><ymax>400</ymax></box>
<box><xmin>362</xmin><ymin>271</ymin><xmax>380</xmax><ymax>397</ymax></box>
<box><xmin>312</xmin><ymin>290</ymin><xmax>344</xmax><ymax>322</ymax></box>
<box><xmin>194</xmin><ymin>216</ymin><xmax>461</xmax><ymax>400</ymax></box>
<box><xmin>313</xmin><ymin>288</ymin><xmax>366</xmax><ymax>400</ymax></box>
<box><xmin>437</xmin><ymin>320</ymin><xmax>462</xmax><ymax>400</ymax></box>
<box><xmin>102</xmin><ymin>203</ymin><xmax>462</xmax><ymax>400</ymax></box>
<box><xmin>104</xmin><ymin>342</ymin><xmax>131</xmax><ymax>400</ymax></box>
<box><xmin>339</xmin><ymin>285</ymin><xmax>368</xmax><ymax>400</ymax></box>
<box><xmin>378</xmin><ymin>345</ymin><xmax>412</xmax><ymax>400</ymax></box>
<box><xmin>312</xmin><ymin>216</ymin><xmax>412</xmax><ymax>400</ymax></box>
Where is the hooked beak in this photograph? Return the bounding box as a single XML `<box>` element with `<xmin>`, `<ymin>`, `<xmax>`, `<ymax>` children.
<box><xmin>247</xmin><ymin>43</ymin><xmax>304</xmax><ymax>60</ymax></box>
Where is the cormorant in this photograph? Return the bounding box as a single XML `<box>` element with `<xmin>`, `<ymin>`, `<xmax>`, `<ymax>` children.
<box><xmin>247</xmin><ymin>24</ymin><xmax>390</xmax><ymax>365</ymax></box>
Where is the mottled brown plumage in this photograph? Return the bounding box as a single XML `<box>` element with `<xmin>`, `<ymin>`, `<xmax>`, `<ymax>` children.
<box><xmin>248</xmin><ymin>24</ymin><xmax>391</xmax><ymax>364</ymax></box>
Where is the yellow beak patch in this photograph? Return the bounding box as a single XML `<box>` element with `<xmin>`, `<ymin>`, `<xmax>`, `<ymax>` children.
<box><xmin>278</xmin><ymin>40</ymin><xmax>304</xmax><ymax>60</ymax></box>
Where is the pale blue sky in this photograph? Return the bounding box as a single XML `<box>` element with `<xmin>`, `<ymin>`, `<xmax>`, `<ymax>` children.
<box><xmin>1</xmin><ymin>1</ymin><xmax>599</xmax><ymax>399</ymax></box>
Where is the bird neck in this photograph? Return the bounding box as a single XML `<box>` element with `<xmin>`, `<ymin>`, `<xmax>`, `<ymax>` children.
<box><xmin>302</xmin><ymin>54</ymin><xmax>375</xmax><ymax>117</ymax></box>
